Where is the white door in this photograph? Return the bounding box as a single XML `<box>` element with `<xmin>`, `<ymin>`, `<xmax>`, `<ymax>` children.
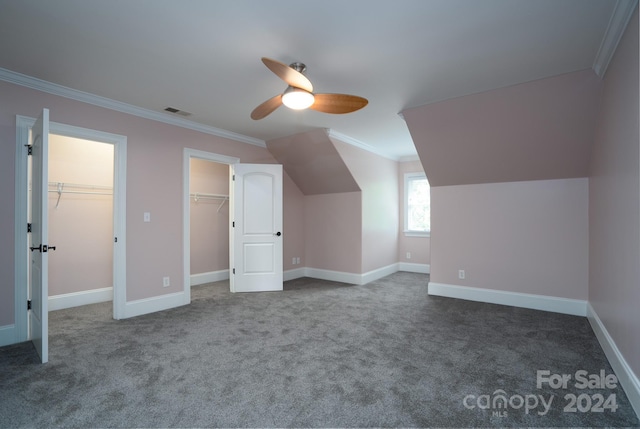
<box><xmin>230</xmin><ymin>164</ymin><xmax>283</xmax><ymax>292</ymax></box>
<box><xmin>29</xmin><ymin>109</ymin><xmax>50</xmax><ymax>363</ymax></box>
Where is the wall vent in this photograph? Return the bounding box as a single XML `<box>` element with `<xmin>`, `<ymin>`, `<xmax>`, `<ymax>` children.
<box><xmin>164</xmin><ymin>107</ymin><xmax>192</xmax><ymax>117</ymax></box>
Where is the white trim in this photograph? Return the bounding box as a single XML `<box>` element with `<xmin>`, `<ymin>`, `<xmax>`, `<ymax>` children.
<box><xmin>122</xmin><ymin>292</ymin><xmax>187</xmax><ymax>319</ymax></box>
<box><xmin>303</xmin><ymin>264</ymin><xmax>400</xmax><ymax>285</ymax></box>
<box><xmin>593</xmin><ymin>0</ymin><xmax>638</xmax><ymax>77</ymax></box>
<box><xmin>427</xmin><ymin>282</ymin><xmax>587</xmax><ymax>316</ymax></box>
<box><xmin>0</xmin><ymin>325</ymin><xmax>16</xmax><ymax>347</ymax></box>
<box><xmin>284</xmin><ymin>267</ymin><xmax>306</xmax><ymax>281</ymax></box>
<box><xmin>190</xmin><ymin>270</ymin><xmax>230</xmax><ymax>286</ymax></box>
<box><xmin>399</xmin><ymin>154</ymin><xmax>420</xmax><ymax>162</ymax></box>
<box><xmin>361</xmin><ymin>263</ymin><xmax>399</xmax><ymax>284</ymax></box>
<box><xmin>0</xmin><ymin>68</ymin><xmax>421</xmax><ymax>162</ymax></box>
<box><xmin>327</xmin><ymin>129</ymin><xmax>399</xmax><ymax>161</ymax></box>
<box><xmin>403</xmin><ymin>230</ymin><xmax>430</xmax><ymax>237</ymax></box>
<box><xmin>14</xmin><ymin>117</ymin><xmax>30</xmax><ymax>342</ymax></box>
<box><xmin>48</xmin><ymin>287</ymin><xmax>113</xmax><ymax>311</ymax></box>
<box><xmin>399</xmin><ymin>262</ymin><xmax>430</xmax><ymax>274</ymax></box>
<box><xmin>587</xmin><ymin>303</ymin><xmax>640</xmax><ymax>417</ymax></box>
<box><xmin>0</xmin><ymin>67</ymin><xmax>265</xmax><ymax>148</ymax></box>
<box><xmin>183</xmin><ymin>148</ymin><xmax>239</xmax><ymax>305</ymax></box>
<box><xmin>15</xmin><ymin>116</ymin><xmax>127</xmax><ymax>338</ymax></box>
<box><xmin>304</xmin><ymin>267</ymin><xmax>363</xmax><ymax>285</ymax></box>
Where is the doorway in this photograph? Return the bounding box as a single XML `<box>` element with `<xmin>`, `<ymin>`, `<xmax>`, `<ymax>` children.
<box><xmin>46</xmin><ymin>134</ymin><xmax>114</xmax><ymax>311</ymax></box>
<box><xmin>182</xmin><ymin>149</ymin><xmax>239</xmax><ymax>299</ymax></box>
<box><xmin>15</xmin><ymin>115</ymin><xmax>127</xmax><ymax>346</ymax></box>
<box><xmin>189</xmin><ymin>158</ymin><xmax>230</xmax><ymax>286</ymax></box>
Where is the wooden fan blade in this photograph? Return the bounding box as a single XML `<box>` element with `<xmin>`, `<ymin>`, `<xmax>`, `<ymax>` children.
<box><xmin>251</xmin><ymin>94</ymin><xmax>282</xmax><ymax>120</ymax></box>
<box><xmin>310</xmin><ymin>93</ymin><xmax>368</xmax><ymax>114</ymax></box>
<box><xmin>262</xmin><ymin>57</ymin><xmax>313</xmax><ymax>93</ymax></box>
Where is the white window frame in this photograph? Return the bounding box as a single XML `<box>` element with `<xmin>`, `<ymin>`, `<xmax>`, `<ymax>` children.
<box><xmin>403</xmin><ymin>172</ymin><xmax>430</xmax><ymax>237</ymax></box>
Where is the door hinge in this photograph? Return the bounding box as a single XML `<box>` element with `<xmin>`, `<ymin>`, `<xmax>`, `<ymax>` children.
<box><xmin>26</xmin><ymin>145</ymin><xmax>33</xmax><ymax>156</ymax></box>
<box><xmin>27</xmin><ymin>223</ymin><xmax>32</xmax><ymax>233</ymax></box>
<box><xmin>232</xmin><ymin>221</ymin><xmax>235</xmax><ymax>227</ymax></box>
<box><xmin>114</xmin><ymin>237</ymin><xmax>118</xmax><ymax>243</ymax></box>
<box><xmin>233</xmin><ymin>268</ymin><xmax>235</xmax><ymax>274</ymax></box>
<box><xmin>27</xmin><ymin>300</ymin><xmax>31</xmax><ymax>310</ymax></box>
<box><xmin>232</xmin><ymin>175</ymin><xmax>235</xmax><ymax>181</ymax></box>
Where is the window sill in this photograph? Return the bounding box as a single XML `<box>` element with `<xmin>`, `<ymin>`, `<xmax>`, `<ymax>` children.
<box><xmin>403</xmin><ymin>230</ymin><xmax>430</xmax><ymax>238</ymax></box>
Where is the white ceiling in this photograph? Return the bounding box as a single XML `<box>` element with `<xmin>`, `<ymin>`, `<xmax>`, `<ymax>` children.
<box><xmin>0</xmin><ymin>0</ymin><xmax>617</xmax><ymax>159</ymax></box>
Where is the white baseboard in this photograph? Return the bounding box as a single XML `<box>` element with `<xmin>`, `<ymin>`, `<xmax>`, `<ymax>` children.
<box><xmin>428</xmin><ymin>282</ymin><xmax>587</xmax><ymax>316</ymax></box>
<box><xmin>304</xmin><ymin>267</ymin><xmax>363</xmax><ymax>285</ymax></box>
<box><xmin>587</xmin><ymin>303</ymin><xmax>640</xmax><ymax>417</ymax></box>
<box><xmin>361</xmin><ymin>263</ymin><xmax>399</xmax><ymax>284</ymax></box>
<box><xmin>286</xmin><ymin>264</ymin><xmax>426</xmax><ymax>285</ymax></box>
<box><xmin>284</xmin><ymin>267</ymin><xmax>306</xmax><ymax>281</ymax></box>
<box><xmin>190</xmin><ymin>269</ymin><xmax>229</xmax><ymax>286</ymax></box>
<box><xmin>0</xmin><ymin>324</ymin><xmax>16</xmax><ymax>347</ymax></box>
<box><xmin>48</xmin><ymin>287</ymin><xmax>113</xmax><ymax>311</ymax></box>
<box><xmin>398</xmin><ymin>262</ymin><xmax>430</xmax><ymax>274</ymax></box>
<box><xmin>122</xmin><ymin>291</ymin><xmax>187</xmax><ymax>319</ymax></box>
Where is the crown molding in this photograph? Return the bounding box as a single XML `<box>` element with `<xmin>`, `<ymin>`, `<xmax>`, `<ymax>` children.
<box><xmin>326</xmin><ymin>129</ymin><xmax>400</xmax><ymax>161</ymax></box>
<box><xmin>0</xmin><ymin>67</ymin><xmax>266</xmax><ymax>148</ymax></box>
<box><xmin>593</xmin><ymin>0</ymin><xmax>638</xmax><ymax>77</ymax></box>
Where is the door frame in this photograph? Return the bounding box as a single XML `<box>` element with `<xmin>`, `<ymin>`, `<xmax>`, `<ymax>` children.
<box><xmin>15</xmin><ymin>115</ymin><xmax>127</xmax><ymax>342</ymax></box>
<box><xmin>182</xmin><ymin>148</ymin><xmax>239</xmax><ymax>300</ymax></box>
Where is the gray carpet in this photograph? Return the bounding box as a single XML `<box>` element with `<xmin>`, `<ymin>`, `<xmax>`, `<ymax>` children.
<box><xmin>0</xmin><ymin>272</ymin><xmax>638</xmax><ymax>428</ymax></box>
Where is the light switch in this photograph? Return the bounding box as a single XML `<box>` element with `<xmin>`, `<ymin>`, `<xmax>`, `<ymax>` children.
<box><xmin>144</xmin><ymin>212</ymin><xmax>151</xmax><ymax>222</ymax></box>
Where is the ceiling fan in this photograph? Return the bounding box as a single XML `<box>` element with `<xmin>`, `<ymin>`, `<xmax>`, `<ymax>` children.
<box><xmin>251</xmin><ymin>57</ymin><xmax>368</xmax><ymax>120</ymax></box>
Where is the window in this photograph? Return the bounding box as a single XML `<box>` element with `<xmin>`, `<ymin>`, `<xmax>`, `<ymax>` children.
<box><xmin>404</xmin><ymin>172</ymin><xmax>430</xmax><ymax>236</ymax></box>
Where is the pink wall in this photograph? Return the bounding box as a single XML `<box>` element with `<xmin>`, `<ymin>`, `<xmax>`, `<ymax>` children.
<box><xmin>431</xmin><ymin>178</ymin><xmax>589</xmax><ymax>300</ymax></box>
<box><xmin>304</xmin><ymin>192</ymin><xmax>362</xmax><ymax>273</ymax></box>
<box><xmin>283</xmin><ymin>172</ymin><xmax>305</xmax><ymax>271</ymax></box>
<box><xmin>0</xmin><ymin>79</ymin><xmax>294</xmax><ymax>325</ymax></box>
<box><xmin>332</xmin><ymin>139</ymin><xmax>399</xmax><ymax>272</ymax></box>
<box><xmin>398</xmin><ymin>160</ymin><xmax>430</xmax><ymax>266</ymax></box>
<box><xmin>589</xmin><ymin>9</ymin><xmax>639</xmax><ymax>381</ymax></box>
<box><xmin>48</xmin><ymin>135</ymin><xmax>114</xmax><ymax>296</ymax></box>
<box><xmin>402</xmin><ymin>69</ymin><xmax>602</xmax><ymax>186</ymax></box>
<box><xmin>267</xmin><ymin>129</ymin><xmax>360</xmax><ymax>195</ymax></box>
<box><xmin>189</xmin><ymin>158</ymin><xmax>229</xmax><ymax>274</ymax></box>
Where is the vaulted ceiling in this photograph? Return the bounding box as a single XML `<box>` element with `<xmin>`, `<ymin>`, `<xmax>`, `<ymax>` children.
<box><xmin>0</xmin><ymin>0</ymin><xmax>624</xmax><ymax>160</ymax></box>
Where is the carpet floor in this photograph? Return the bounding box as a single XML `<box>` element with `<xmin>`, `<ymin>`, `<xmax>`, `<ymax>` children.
<box><xmin>0</xmin><ymin>272</ymin><xmax>638</xmax><ymax>428</ymax></box>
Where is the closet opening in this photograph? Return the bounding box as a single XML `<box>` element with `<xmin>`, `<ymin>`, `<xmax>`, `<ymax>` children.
<box><xmin>182</xmin><ymin>149</ymin><xmax>239</xmax><ymax>301</ymax></box>
<box><xmin>45</xmin><ymin>134</ymin><xmax>115</xmax><ymax>311</ymax></box>
<box><xmin>189</xmin><ymin>158</ymin><xmax>230</xmax><ymax>286</ymax></box>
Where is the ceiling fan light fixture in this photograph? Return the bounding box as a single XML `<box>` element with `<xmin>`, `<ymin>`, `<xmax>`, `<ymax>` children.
<box><xmin>282</xmin><ymin>87</ymin><xmax>314</xmax><ymax>110</ymax></box>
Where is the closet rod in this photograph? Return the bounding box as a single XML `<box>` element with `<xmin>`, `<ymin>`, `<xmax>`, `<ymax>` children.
<box><xmin>190</xmin><ymin>192</ymin><xmax>229</xmax><ymax>212</ymax></box>
<box><xmin>48</xmin><ymin>181</ymin><xmax>113</xmax><ymax>191</ymax></box>
<box><xmin>48</xmin><ymin>182</ymin><xmax>113</xmax><ymax>208</ymax></box>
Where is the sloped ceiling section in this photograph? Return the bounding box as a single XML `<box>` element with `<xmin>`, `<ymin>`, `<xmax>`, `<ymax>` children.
<box><xmin>266</xmin><ymin>129</ymin><xmax>360</xmax><ymax>195</ymax></box>
<box><xmin>402</xmin><ymin>69</ymin><xmax>603</xmax><ymax>187</ymax></box>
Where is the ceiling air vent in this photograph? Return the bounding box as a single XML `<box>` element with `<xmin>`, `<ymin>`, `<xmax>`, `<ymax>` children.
<box><xmin>164</xmin><ymin>107</ymin><xmax>192</xmax><ymax>117</ymax></box>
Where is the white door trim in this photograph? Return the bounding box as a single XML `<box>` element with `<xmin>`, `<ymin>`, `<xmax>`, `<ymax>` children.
<box><xmin>14</xmin><ymin>115</ymin><xmax>127</xmax><ymax>344</ymax></box>
<box><xmin>183</xmin><ymin>148</ymin><xmax>239</xmax><ymax>301</ymax></box>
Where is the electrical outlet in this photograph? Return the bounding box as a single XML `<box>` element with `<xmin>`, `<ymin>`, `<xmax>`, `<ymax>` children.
<box><xmin>406</xmin><ymin>252</ymin><xmax>411</xmax><ymax>259</ymax></box>
<box><xmin>163</xmin><ymin>276</ymin><xmax>170</xmax><ymax>287</ymax></box>
<box><xmin>292</xmin><ymin>257</ymin><xmax>296</xmax><ymax>265</ymax></box>
<box><xmin>458</xmin><ymin>270</ymin><xmax>465</xmax><ymax>280</ymax></box>
<box><xmin>296</xmin><ymin>257</ymin><xmax>300</xmax><ymax>264</ymax></box>
<box><xmin>144</xmin><ymin>212</ymin><xmax>151</xmax><ymax>222</ymax></box>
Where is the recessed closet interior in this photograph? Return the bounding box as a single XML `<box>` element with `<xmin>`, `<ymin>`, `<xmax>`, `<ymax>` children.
<box><xmin>47</xmin><ymin>134</ymin><xmax>114</xmax><ymax>308</ymax></box>
<box><xmin>189</xmin><ymin>158</ymin><xmax>230</xmax><ymax>283</ymax></box>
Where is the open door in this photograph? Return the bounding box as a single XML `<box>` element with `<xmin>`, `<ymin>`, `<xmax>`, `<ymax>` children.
<box><xmin>29</xmin><ymin>109</ymin><xmax>50</xmax><ymax>363</ymax></box>
<box><xmin>230</xmin><ymin>164</ymin><xmax>283</xmax><ymax>292</ymax></box>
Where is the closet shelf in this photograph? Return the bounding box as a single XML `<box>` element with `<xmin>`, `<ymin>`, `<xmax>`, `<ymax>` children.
<box><xmin>190</xmin><ymin>192</ymin><xmax>229</xmax><ymax>212</ymax></box>
<box><xmin>48</xmin><ymin>182</ymin><xmax>113</xmax><ymax>208</ymax></box>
